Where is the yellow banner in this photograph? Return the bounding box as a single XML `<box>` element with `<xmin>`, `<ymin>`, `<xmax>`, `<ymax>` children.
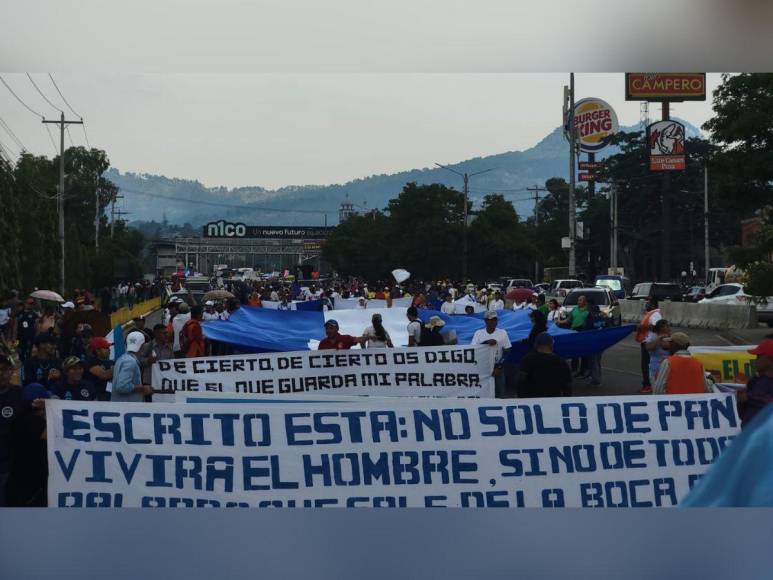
<box><xmin>109</xmin><ymin>296</ymin><xmax>162</xmax><ymax>328</ymax></box>
<box><xmin>691</xmin><ymin>348</ymin><xmax>755</xmax><ymax>383</ymax></box>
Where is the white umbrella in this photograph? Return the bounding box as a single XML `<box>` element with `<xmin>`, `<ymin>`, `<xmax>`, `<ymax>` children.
<box><xmin>392</xmin><ymin>269</ymin><xmax>411</xmax><ymax>284</ymax></box>
<box><xmin>29</xmin><ymin>290</ymin><xmax>64</xmax><ymax>303</ymax></box>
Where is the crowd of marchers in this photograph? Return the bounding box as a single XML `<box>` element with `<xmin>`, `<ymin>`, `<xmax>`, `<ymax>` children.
<box><xmin>1</xmin><ymin>278</ymin><xmax>772</xmax><ymax>508</ymax></box>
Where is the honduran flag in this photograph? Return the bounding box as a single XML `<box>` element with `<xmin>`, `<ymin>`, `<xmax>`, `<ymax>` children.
<box><xmin>202</xmin><ymin>305</ymin><xmax>634</xmax><ymax>362</ymax></box>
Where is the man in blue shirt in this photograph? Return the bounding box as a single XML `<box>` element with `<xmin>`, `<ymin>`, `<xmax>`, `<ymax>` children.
<box><xmin>52</xmin><ymin>357</ymin><xmax>96</xmax><ymax>401</ymax></box>
<box><xmin>111</xmin><ymin>331</ymin><xmax>153</xmax><ymax>403</ymax></box>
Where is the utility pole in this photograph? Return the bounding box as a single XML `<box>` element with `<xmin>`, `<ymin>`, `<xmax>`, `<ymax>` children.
<box><xmin>610</xmin><ymin>183</ymin><xmax>619</xmax><ymax>273</ymax></box>
<box><xmin>660</xmin><ymin>102</ymin><xmax>672</xmax><ymax>281</ymax></box>
<box><xmin>95</xmin><ymin>187</ymin><xmax>100</xmax><ymax>253</ymax></box>
<box><xmin>704</xmin><ymin>163</ymin><xmax>710</xmax><ymax>279</ymax></box>
<box><xmin>527</xmin><ymin>185</ymin><xmax>546</xmax><ymax>281</ymax></box>
<box><xmin>110</xmin><ymin>194</ymin><xmax>124</xmax><ymax>238</ymax></box>
<box><xmin>566</xmin><ymin>73</ymin><xmax>577</xmax><ymax>277</ymax></box>
<box><xmin>435</xmin><ymin>163</ymin><xmax>495</xmax><ymax>281</ymax></box>
<box><xmin>42</xmin><ymin>111</ymin><xmax>83</xmax><ymax>295</ymax></box>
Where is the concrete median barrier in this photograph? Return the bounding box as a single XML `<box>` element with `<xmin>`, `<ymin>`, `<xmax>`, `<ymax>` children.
<box><xmin>620</xmin><ymin>299</ymin><xmax>758</xmax><ymax>329</ymax></box>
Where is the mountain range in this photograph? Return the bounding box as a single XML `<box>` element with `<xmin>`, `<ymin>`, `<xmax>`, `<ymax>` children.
<box><xmin>113</xmin><ymin>119</ymin><xmax>702</xmax><ymax>229</ymax></box>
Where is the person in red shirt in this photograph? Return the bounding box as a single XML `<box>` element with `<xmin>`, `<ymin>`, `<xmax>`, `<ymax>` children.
<box><xmin>181</xmin><ymin>306</ymin><xmax>206</xmax><ymax>358</ymax></box>
<box><xmin>317</xmin><ymin>320</ymin><xmax>363</xmax><ymax>350</ymax></box>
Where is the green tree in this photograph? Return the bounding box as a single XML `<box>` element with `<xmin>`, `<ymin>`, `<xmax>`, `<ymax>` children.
<box><xmin>468</xmin><ymin>194</ymin><xmax>534</xmax><ymax>279</ymax></box>
<box><xmin>322</xmin><ymin>211</ymin><xmax>392</xmax><ymax>280</ymax></box>
<box><xmin>385</xmin><ymin>182</ymin><xmax>465</xmax><ymax>279</ymax></box>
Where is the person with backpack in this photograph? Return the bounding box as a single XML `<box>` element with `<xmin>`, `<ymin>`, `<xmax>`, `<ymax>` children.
<box><xmin>406</xmin><ymin>307</ymin><xmax>422</xmax><ymax>347</ymax></box>
<box><xmin>420</xmin><ymin>316</ymin><xmax>447</xmax><ymax>347</ymax></box>
<box><xmin>181</xmin><ymin>306</ymin><xmax>206</xmax><ymax>358</ymax></box>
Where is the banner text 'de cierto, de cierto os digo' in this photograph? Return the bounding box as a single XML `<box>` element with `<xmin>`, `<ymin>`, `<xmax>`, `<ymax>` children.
<box><xmin>151</xmin><ymin>346</ymin><xmax>496</xmax><ymax>398</ymax></box>
<box><xmin>46</xmin><ymin>394</ymin><xmax>739</xmax><ymax>508</ymax></box>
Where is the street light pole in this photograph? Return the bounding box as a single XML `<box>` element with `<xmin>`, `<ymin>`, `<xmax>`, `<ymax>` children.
<box><xmin>435</xmin><ymin>163</ymin><xmax>495</xmax><ymax>281</ymax></box>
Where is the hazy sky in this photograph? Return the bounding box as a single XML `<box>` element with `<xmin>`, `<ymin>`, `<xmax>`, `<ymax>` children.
<box><xmin>0</xmin><ymin>73</ymin><xmax>723</xmax><ymax>189</ymax></box>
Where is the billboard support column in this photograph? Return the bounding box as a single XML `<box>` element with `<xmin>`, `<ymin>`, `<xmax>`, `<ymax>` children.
<box><xmin>568</xmin><ymin>73</ymin><xmax>576</xmax><ymax>277</ymax></box>
<box><xmin>660</xmin><ymin>102</ymin><xmax>671</xmax><ymax>281</ymax></box>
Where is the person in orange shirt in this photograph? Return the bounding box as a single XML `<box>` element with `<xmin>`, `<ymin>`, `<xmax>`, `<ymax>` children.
<box><xmin>652</xmin><ymin>332</ymin><xmax>715</xmax><ymax>395</ymax></box>
<box><xmin>247</xmin><ymin>292</ymin><xmax>262</xmax><ymax>307</ymax></box>
<box><xmin>181</xmin><ymin>306</ymin><xmax>206</xmax><ymax>358</ymax></box>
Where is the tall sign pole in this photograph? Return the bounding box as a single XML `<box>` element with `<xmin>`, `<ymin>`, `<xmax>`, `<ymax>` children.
<box><xmin>42</xmin><ymin>111</ymin><xmax>83</xmax><ymax>295</ymax></box>
<box><xmin>568</xmin><ymin>73</ymin><xmax>576</xmax><ymax>277</ymax></box>
<box><xmin>704</xmin><ymin>164</ymin><xmax>709</xmax><ymax>277</ymax></box>
<box><xmin>626</xmin><ymin>73</ymin><xmax>706</xmax><ymax>281</ymax></box>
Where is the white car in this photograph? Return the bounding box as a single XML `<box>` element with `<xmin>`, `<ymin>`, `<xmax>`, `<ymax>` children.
<box><xmin>699</xmin><ymin>283</ymin><xmax>773</xmax><ymax>326</ymax></box>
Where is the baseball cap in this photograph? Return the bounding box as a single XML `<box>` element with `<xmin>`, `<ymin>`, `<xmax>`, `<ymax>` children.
<box><xmin>670</xmin><ymin>332</ymin><xmax>691</xmax><ymax>350</ymax></box>
<box><xmin>25</xmin><ymin>298</ymin><xmax>34</xmax><ymax>305</ymax></box>
<box><xmin>205</xmin><ymin>300</ymin><xmax>214</xmax><ymax>306</ymax></box>
<box><xmin>535</xmin><ymin>331</ymin><xmax>554</xmax><ymax>348</ymax></box>
<box><xmin>89</xmin><ymin>336</ymin><xmax>113</xmax><ymax>351</ymax></box>
<box><xmin>748</xmin><ymin>339</ymin><xmax>773</xmax><ymax>357</ymax></box>
<box><xmin>61</xmin><ymin>356</ymin><xmax>84</xmax><ymax>371</ymax></box>
<box><xmin>484</xmin><ymin>311</ymin><xmax>498</xmax><ymax>320</ymax></box>
<box><xmin>62</xmin><ymin>301</ymin><xmax>75</xmax><ymax>309</ymax></box>
<box><xmin>126</xmin><ymin>331</ymin><xmax>146</xmax><ymax>353</ymax></box>
<box><xmin>325</xmin><ymin>319</ymin><xmax>339</xmax><ymax>329</ymax></box>
<box><xmin>22</xmin><ymin>382</ymin><xmax>54</xmax><ymax>401</ymax></box>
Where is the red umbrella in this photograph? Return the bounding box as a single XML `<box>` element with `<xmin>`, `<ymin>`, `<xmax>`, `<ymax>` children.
<box><xmin>505</xmin><ymin>288</ymin><xmax>536</xmax><ymax>302</ymax></box>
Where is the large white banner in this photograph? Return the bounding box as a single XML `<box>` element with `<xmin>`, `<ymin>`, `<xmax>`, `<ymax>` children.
<box><xmin>47</xmin><ymin>394</ymin><xmax>739</xmax><ymax>508</ymax></box>
<box><xmin>152</xmin><ymin>345</ymin><xmax>496</xmax><ymax>398</ymax></box>
<box><xmin>333</xmin><ymin>297</ymin><xmax>413</xmax><ymax>310</ymax></box>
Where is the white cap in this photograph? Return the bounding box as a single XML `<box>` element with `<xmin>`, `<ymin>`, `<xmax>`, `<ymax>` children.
<box><xmin>62</xmin><ymin>301</ymin><xmax>75</xmax><ymax>309</ymax></box>
<box><xmin>126</xmin><ymin>331</ymin><xmax>146</xmax><ymax>353</ymax></box>
<box><xmin>205</xmin><ymin>300</ymin><xmax>215</xmax><ymax>306</ymax></box>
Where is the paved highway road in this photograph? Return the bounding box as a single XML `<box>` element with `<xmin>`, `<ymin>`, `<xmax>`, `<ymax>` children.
<box><xmin>572</xmin><ymin>325</ymin><xmax>772</xmax><ymax>397</ymax></box>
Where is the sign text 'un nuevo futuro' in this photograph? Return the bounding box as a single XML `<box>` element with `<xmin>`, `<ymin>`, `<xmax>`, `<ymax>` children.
<box><xmin>151</xmin><ymin>346</ymin><xmax>496</xmax><ymax>398</ymax></box>
<box><xmin>203</xmin><ymin>221</ymin><xmax>334</xmax><ymax>240</ymax></box>
<box><xmin>46</xmin><ymin>394</ymin><xmax>739</xmax><ymax>508</ymax></box>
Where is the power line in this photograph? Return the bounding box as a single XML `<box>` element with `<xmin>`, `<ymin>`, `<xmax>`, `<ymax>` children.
<box><xmin>0</xmin><ymin>115</ymin><xmax>27</xmax><ymax>150</ymax></box>
<box><xmin>47</xmin><ymin>73</ymin><xmax>81</xmax><ymax>118</ymax></box>
<box><xmin>48</xmin><ymin>73</ymin><xmax>90</xmax><ymax>148</ymax></box>
<box><xmin>119</xmin><ymin>187</ymin><xmax>331</xmax><ymax>214</ymax></box>
<box><xmin>0</xmin><ymin>75</ymin><xmax>44</xmax><ymax>118</ymax></box>
<box><xmin>66</xmin><ymin>126</ymin><xmax>75</xmax><ymax>147</ymax></box>
<box><xmin>26</xmin><ymin>73</ymin><xmax>63</xmax><ymax>113</ymax></box>
<box><xmin>0</xmin><ymin>137</ymin><xmax>16</xmax><ymax>161</ymax></box>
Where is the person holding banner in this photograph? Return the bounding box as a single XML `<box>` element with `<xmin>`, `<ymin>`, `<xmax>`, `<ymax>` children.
<box><xmin>361</xmin><ymin>313</ymin><xmax>394</xmax><ymax>348</ymax></box>
<box><xmin>472</xmin><ymin>311</ymin><xmax>511</xmax><ymax>398</ymax></box>
<box><xmin>318</xmin><ymin>320</ymin><xmax>363</xmax><ymax>350</ymax></box>
<box><xmin>111</xmin><ymin>331</ymin><xmax>153</xmax><ymax>402</ymax></box>
<box><xmin>652</xmin><ymin>332</ymin><xmax>714</xmax><ymax>395</ymax></box>
<box><xmin>406</xmin><ymin>307</ymin><xmax>422</xmax><ymax>346</ymax></box>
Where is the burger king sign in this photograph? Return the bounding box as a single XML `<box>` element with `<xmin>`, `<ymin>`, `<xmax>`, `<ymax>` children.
<box><xmin>573</xmin><ymin>98</ymin><xmax>619</xmax><ymax>152</ymax></box>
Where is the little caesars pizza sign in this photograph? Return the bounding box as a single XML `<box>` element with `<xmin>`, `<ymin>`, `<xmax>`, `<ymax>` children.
<box><xmin>204</xmin><ymin>221</ymin><xmax>333</xmax><ymax>240</ymax></box>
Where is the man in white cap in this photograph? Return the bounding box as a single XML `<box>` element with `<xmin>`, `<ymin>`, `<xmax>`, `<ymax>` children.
<box><xmin>202</xmin><ymin>300</ymin><xmax>219</xmax><ymax>321</ymax></box>
<box><xmin>472</xmin><ymin>311</ymin><xmax>512</xmax><ymax>398</ymax></box>
<box><xmin>111</xmin><ymin>331</ymin><xmax>153</xmax><ymax>403</ymax></box>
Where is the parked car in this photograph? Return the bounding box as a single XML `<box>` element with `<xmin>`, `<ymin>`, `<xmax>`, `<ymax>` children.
<box><xmin>630</xmin><ymin>282</ymin><xmax>684</xmax><ymax>302</ymax></box>
<box><xmin>699</xmin><ymin>283</ymin><xmax>773</xmax><ymax>326</ymax></box>
<box><xmin>562</xmin><ymin>287</ymin><xmax>622</xmax><ymax>327</ymax></box>
<box><xmin>594</xmin><ymin>275</ymin><xmax>631</xmax><ymax>299</ymax></box>
<box><xmin>505</xmin><ymin>278</ymin><xmax>534</xmax><ymax>290</ymax></box>
<box><xmin>683</xmin><ymin>285</ymin><xmax>706</xmax><ymax>302</ymax></box>
<box><xmin>548</xmin><ymin>279</ymin><xmax>584</xmax><ymax>298</ymax></box>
